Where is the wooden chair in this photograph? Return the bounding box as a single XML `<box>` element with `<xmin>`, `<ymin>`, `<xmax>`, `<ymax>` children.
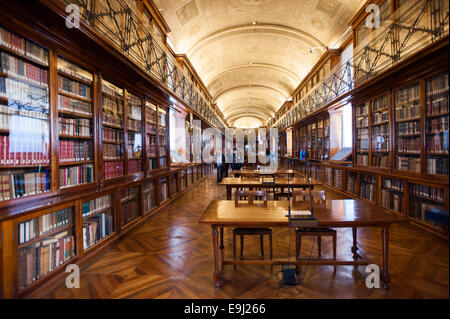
<box><xmin>233</xmin><ymin>190</ymin><xmax>272</xmax><ymax>270</ymax></box>
<box><xmin>292</xmin><ymin>190</ymin><xmax>336</xmax><ymax>260</ymax></box>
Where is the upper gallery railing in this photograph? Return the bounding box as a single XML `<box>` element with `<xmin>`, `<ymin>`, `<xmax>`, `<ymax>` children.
<box><xmin>273</xmin><ymin>0</ymin><xmax>449</xmax><ymax>129</ymax></box>
<box><xmin>55</xmin><ymin>0</ymin><xmax>226</xmax><ymax>128</ymax></box>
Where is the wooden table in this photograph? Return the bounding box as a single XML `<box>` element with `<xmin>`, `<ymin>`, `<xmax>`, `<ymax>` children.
<box><xmin>199</xmin><ymin>199</ymin><xmax>408</xmax><ymax>289</ymax></box>
<box><xmin>230</xmin><ymin>169</ymin><xmax>300</xmax><ymax>177</ymax></box>
<box><xmin>219</xmin><ymin>177</ymin><xmax>320</xmax><ymax>200</ymax></box>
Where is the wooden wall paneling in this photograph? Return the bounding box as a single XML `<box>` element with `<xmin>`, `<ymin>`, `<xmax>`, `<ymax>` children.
<box><xmin>1</xmin><ymin>219</ymin><xmax>17</xmax><ymax>298</ymax></box>
<box><xmin>49</xmin><ymin>48</ymin><xmax>59</xmax><ymax>191</ymax></box>
<box><xmin>75</xmin><ymin>199</ymin><xmax>83</xmax><ymax>258</ymax></box>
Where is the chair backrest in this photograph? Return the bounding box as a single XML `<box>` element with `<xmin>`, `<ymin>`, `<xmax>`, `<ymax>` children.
<box><xmin>234</xmin><ymin>190</ymin><xmax>267</xmax><ymax>204</ymax></box>
<box><xmin>291</xmin><ymin>190</ymin><xmax>326</xmax><ymax>204</ymax></box>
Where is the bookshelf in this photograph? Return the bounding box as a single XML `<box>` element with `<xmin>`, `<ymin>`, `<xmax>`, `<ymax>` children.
<box><xmin>323</xmin><ymin>118</ymin><xmax>330</xmax><ymax>160</ymax></box>
<box><xmin>101</xmin><ymin>79</ymin><xmax>124</xmax><ymax>180</ymax></box>
<box><xmin>360</xmin><ymin>174</ymin><xmax>376</xmax><ymax>202</ymax></box>
<box><xmin>57</xmin><ymin>56</ymin><xmax>95</xmax><ymax>188</ymax></box>
<box><xmin>0</xmin><ymin>26</ymin><xmax>51</xmax><ymax>200</ymax></box>
<box><xmin>143</xmin><ymin>180</ymin><xmax>156</xmax><ymax>213</ymax></box>
<box><xmin>346</xmin><ymin>171</ymin><xmax>358</xmax><ymax>195</ymax></box>
<box><xmin>380</xmin><ymin>178</ymin><xmax>403</xmax><ymax>214</ymax></box>
<box><xmin>159</xmin><ymin>177</ymin><xmax>168</xmax><ymax>203</ymax></box>
<box><xmin>394</xmin><ymin>83</ymin><xmax>421</xmax><ymax>173</ymax></box>
<box><xmin>355</xmin><ymin>102</ymin><xmax>369</xmax><ymax>166</ymax></box>
<box><xmin>371</xmin><ymin>95</ymin><xmax>390</xmax><ymax>169</ymax></box>
<box><xmin>17</xmin><ymin>204</ymin><xmax>76</xmax><ymax>292</ymax></box>
<box><xmin>333</xmin><ymin>168</ymin><xmax>343</xmax><ymax>189</ymax></box>
<box><xmin>425</xmin><ymin>72</ymin><xmax>449</xmax><ymax>176</ymax></box>
<box><xmin>408</xmin><ymin>183</ymin><xmax>448</xmax><ymax>233</ymax></box>
<box><xmin>82</xmin><ymin>194</ymin><xmax>115</xmax><ymax>250</ymax></box>
<box><xmin>170</xmin><ymin>172</ymin><xmax>178</xmax><ymax>197</ymax></box>
<box><xmin>146</xmin><ymin>101</ymin><xmax>157</xmax><ymax>171</ymax></box>
<box><xmin>126</xmin><ymin>92</ymin><xmax>143</xmax><ymax>175</ymax></box>
<box><xmin>120</xmin><ymin>185</ymin><xmax>140</xmax><ymax>227</ymax></box>
<box><xmin>158</xmin><ymin>107</ymin><xmax>168</xmax><ymax>169</ymax></box>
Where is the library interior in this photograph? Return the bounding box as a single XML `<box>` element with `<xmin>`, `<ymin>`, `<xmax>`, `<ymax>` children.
<box><xmin>0</xmin><ymin>0</ymin><xmax>448</xmax><ymax>299</ymax></box>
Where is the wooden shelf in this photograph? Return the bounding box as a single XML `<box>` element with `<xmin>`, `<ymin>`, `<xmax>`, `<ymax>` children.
<box><xmin>0</xmin><ymin>44</ymin><xmax>49</xmax><ymax>68</ymax></box>
<box><xmin>59</xmin><ymin>135</ymin><xmax>93</xmax><ymax>140</ymax></box>
<box><xmin>18</xmin><ymin>224</ymin><xmax>73</xmax><ymax>249</ymax></box>
<box><xmin>58</xmin><ymin>90</ymin><xmax>92</xmax><ymax>103</ymax></box>
<box><xmin>59</xmin><ymin>160</ymin><xmax>94</xmax><ymax>166</ymax></box>
<box><xmin>58</xmin><ymin>109</ymin><xmax>93</xmax><ymax>119</ymax></box>
<box><xmin>57</xmin><ymin>70</ymin><xmax>93</xmax><ymax>86</ymax></box>
<box><xmin>0</xmin><ymin>71</ymin><xmax>48</xmax><ymax>89</ymax></box>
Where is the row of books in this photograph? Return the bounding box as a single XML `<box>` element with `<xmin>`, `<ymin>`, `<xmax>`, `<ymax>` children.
<box><xmin>128</xmin><ymin>159</ymin><xmax>142</xmax><ymax>174</ymax></box>
<box><xmin>58</xmin><ymin>95</ymin><xmax>92</xmax><ymax>116</ymax></box>
<box><xmin>102</xmin><ymin>112</ymin><xmax>123</xmax><ymax>128</ymax></box>
<box><xmin>372</xmin><ymin>111</ymin><xmax>389</xmax><ymax>124</ymax></box>
<box><xmin>355</xmin><ymin>103</ymin><xmax>368</xmax><ymax>116</ymax></box>
<box><xmin>426</xmin><ymin>158</ymin><xmax>448</xmax><ymax>176</ymax></box>
<box><xmin>57</xmin><ymin>56</ymin><xmax>93</xmax><ymax>83</ymax></box>
<box><xmin>148</xmin><ymin>158</ymin><xmax>157</xmax><ymax>170</ymax></box>
<box><xmin>383</xmin><ymin>178</ymin><xmax>404</xmax><ymax>191</ymax></box>
<box><xmin>104</xmin><ymin>161</ymin><xmax>123</xmax><ymax>179</ymax></box>
<box><xmin>356</xmin><ymin>154</ymin><xmax>369</xmax><ymax>166</ymax></box>
<box><xmin>0</xmin><ymin>171</ymin><xmax>49</xmax><ymax>201</ymax></box>
<box><xmin>360</xmin><ymin>175</ymin><xmax>376</xmax><ymax>201</ymax></box>
<box><xmin>333</xmin><ymin>169</ymin><xmax>343</xmax><ymax>188</ymax></box>
<box><xmin>18</xmin><ymin>232</ymin><xmax>75</xmax><ymax>290</ymax></box>
<box><xmin>83</xmin><ymin>213</ymin><xmax>114</xmax><ymax>250</ymax></box>
<box><xmin>103</xmin><ymin>143</ymin><xmax>123</xmax><ymax>160</ymax></box>
<box><xmin>427</xmin><ymin>117</ymin><xmax>448</xmax><ymax>134</ymax></box>
<box><xmin>356</xmin><ymin>137</ymin><xmax>369</xmax><ymax>151</ymax></box>
<box><xmin>426</xmin><ymin>72</ymin><xmax>449</xmax><ymax>96</ymax></box>
<box><xmin>127</xmin><ymin>118</ymin><xmax>141</xmax><ymax>131</ymax></box>
<box><xmin>144</xmin><ymin>184</ymin><xmax>156</xmax><ymax>212</ymax></box>
<box><xmin>395</xmin><ymin>84</ymin><xmax>420</xmax><ymax>104</ymax></box>
<box><xmin>426</xmin><ymin>96</ymin><xmax>448</xmax><ymax>116</ymax></box>
<box><xmin>58</xmin><ymin>76</ymin><xmax>91</xmax><ymax>99</ymax></box>
<box><xmin>102</xmin><ymin>82</ymin><xmax>123</xmax><ymax>99</ymax></box>
<box><xmin>59</xmin><ymin>118</ymin><xmax>92</xmax><ymax>137</ymax></box>
<box><xmin>372</xmin><ymin>155</ymin><xmax>389</xmax><ymax>168</ymax></box>
<box><xmin>121</xmin><ymin>199</ymin><xmax>139</xmax><ymax>226</ymax></box>
<box><xmin>146</xmin><ymin>107</ymin><xmax>156</xmax><ymax>125</ymax></box>
<box><xmin>381</xmin><ymin>190</ymin><xmax>402</xmax><ymax>213</ymax></box>
<box><xmin>0</xmin><ymin>26</ymin><xmax>49</xmax><ymax>65</ymax></box>
<box><xmin>346</xmin><ymin>173</ymin><xmax>358</xmax><ymax>194</ymax></box>
<box><xmin>18</xmin><ymin>208</ymin><xmax>72</xmax><ymax>245</ymax></box>
<box><xmin>146</xmin><ymin>123</ymin><xmax>157</xmax><ymax>134</ymax></box>
<box><xmin>1</xmin><ymin>77</ymin><xmax>49</xmax><ymax>110</ymax></box>
<box><xmin>0</xmin><ymin>135</ymin><xmax>50</xmax><ymax>166</ymax></box>
<box><xmin>0</xmin><ymin>104</ymin><xmax>48</xmax><ymax>131</ymax></box>
<box><xmin>1</xmin><ymin>52</ymin><xmax>48</xmax><ymax>87</ymax></box>
<box><xmin>410</xmin><ymin>184</ymin><xmax>445</xmax><ymax>201</ymax></box>
<box><xmin>409</xmin><ymin>201</ymin><xmax>448</xmax><ymax>231</ymax></box>
<box><xmin>103</xmin><ymin>127</ymin><xmax>123</xmax><ymax>143</ymax></box>
<box><xmin>59</xmin><ymin>140</ymin><xmax>93</xmax><ymax>163</ymax></box>
<box><xmin>82</xmin><ymin>195</ymin><xmax>112</xmax><ymax>218</ymax></box>
<box><xmin>102</xmin><ymin>94</ymin><xmax>123</xmax><ymax>118</ymax></box>
<box><xmin>397</xmin><ymin>137</ymin><xmax>420</xmax><ymax>153</ymax></box>
<box><xmin>395</xmin><ymin>103</ymin><xmax>420</xmax><ymax>120</ymax></box>
<box><xmin>397</xmin><ymin>156</ymin><xmax>420</xmax><ymax>172</ymax></box>
<box><xmin>160</xmin><ymin>147</ymin><xmax>166</xmax><ymax>157</ymax></box>
<box><xmin>398</xmin><ymin>121</ymin><xmax>420</xmax><ymax>136</ymax></box>
<box><xmin>372</xmin><ymin>96</ymin><xmax>389</xmax><ymax>112</ymax></box>
<box><xmin>60</xmin><ymin>164</ymin><xmax>94</xmax><ymax>188</ymax></box>
<box><xmin>426</xmin><ymin>134</ymin><xmax>449</xmax><ymax>154</ymax></box>
<box><xmin>147</xmin><ymin>145</ymin><xmax>157</xmax><ymax>157</ymax></box>
<box><xmin>127</xmin><ymin>143</ymin><xmax>142</xmax><ymax>159</ymax></box>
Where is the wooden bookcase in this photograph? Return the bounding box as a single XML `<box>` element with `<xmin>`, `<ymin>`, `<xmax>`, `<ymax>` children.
<box><xmin>0</xmin><ymin>20</ymin><xmax>218</xmax><ymax>298</ymax></box>
<box><xmin>291</xmin><ymin>115</ymin><xmax>330</xmax><ymax>161</ymax></box>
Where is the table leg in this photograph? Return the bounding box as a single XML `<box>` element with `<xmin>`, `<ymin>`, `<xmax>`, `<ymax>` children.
<box><xmin>220</xmin><ymin>227</ymin><xmax>224</xmax><ymax>249</ymax></box>
<box><xmin>212</xmin><ymin>225</ymin><xmax>221</xmax><ymax>288</ymax></box>
<box><xmin>227</xmin><ymin>186</ymin><xmax>232</xmax><ymax>200</ymax></box>
<box><xmin>381</xmin><ymin>226</ymin><xmax>391</xmax><ymax>290</ymax></box>
<box><xmin>351</xmin><ymin>227</ymin><xmax>358</xmax><ymax>260</ymax></box>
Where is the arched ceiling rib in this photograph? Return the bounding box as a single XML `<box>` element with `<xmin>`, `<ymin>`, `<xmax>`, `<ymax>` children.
<box><xmin>154</xmin><ymin>0</ymin><xmax>366</xmax><ymax>127</ymax></box>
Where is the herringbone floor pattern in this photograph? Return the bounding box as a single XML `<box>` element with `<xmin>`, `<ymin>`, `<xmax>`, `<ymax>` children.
<box><xmin>32</xmin><ymin>174</ymin><xmax>449</xmax><ymax>299</ymax></box>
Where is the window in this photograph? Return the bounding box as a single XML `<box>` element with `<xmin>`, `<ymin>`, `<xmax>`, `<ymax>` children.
<box><xmin>341</xmin><ymin>103</ymin><xmax>353</xmax><ymax>148</ymax></box>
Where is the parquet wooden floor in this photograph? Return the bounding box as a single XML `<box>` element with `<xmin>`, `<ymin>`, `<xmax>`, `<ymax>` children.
<box><xmin>32</xmin><ymin>173</ymin><xmax>449</xmax><ymax>299</ymax></box>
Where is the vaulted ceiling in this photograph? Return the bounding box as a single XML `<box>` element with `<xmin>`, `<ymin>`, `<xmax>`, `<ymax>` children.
<box><xmin>153</xmin><ymin>0</ymin><xmax>365</xmax><ymax>127</ymax></box>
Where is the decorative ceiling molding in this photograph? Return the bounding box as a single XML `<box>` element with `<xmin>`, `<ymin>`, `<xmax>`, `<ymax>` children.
<box><xmin>187</xmin><ymin>23</ymin><xmax>325</xmax><ymax>57</ymax></box>
<box><xmin>214</xmin><ymin>84</ymin><xmax>289</xmax><ymax>103</ymax></box>
<box><xmin>204</xmin><ymin>63</ymin><xmax>301</xmax><ymax>86</ymax></box>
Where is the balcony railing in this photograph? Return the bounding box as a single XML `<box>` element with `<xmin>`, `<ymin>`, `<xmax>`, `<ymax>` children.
<box><xmin>273</xmin><ymin>0</ymin><xmax>449</xmax><ymax>129</ymax></box>
<box><xmin>56</xmin><ymin>0</ymin><xmax>225</xmax><ymax>128</ymax></box>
